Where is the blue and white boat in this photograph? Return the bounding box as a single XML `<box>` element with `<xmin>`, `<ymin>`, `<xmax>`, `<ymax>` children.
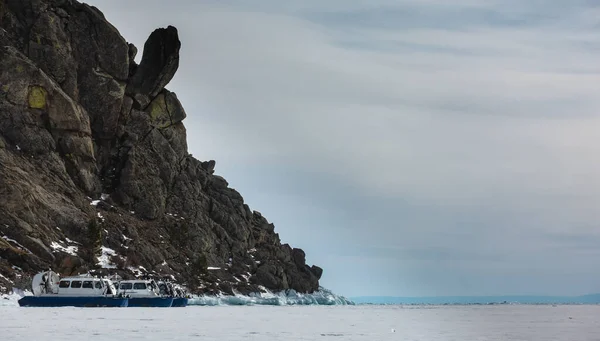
<box><xmin>157</xmin><ymin>280</ymin><xmax>189</xmax><ymax>307</ymax></box>
<box><xmin>117</xmin><ymin>279</ymin><xmax>173</xmax><ymax>307</ymax></box>
<box><xmin>171</xmin><ymin>287</ymin><xmax>189</xmax><ymax>308</ymax></box>
<box><xmin>18</xmin><ymin>270</ymin><xmax>128</xmax><ymax>307</ymax></box>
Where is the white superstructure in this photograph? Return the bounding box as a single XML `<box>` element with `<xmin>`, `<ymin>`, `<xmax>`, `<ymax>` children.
<box><xmin>117</xmin><ymin>279</ymin><xmax>161</xmax><ymax>298</ymax></box>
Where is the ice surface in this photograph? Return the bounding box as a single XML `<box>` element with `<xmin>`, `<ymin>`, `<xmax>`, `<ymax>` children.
<box><xmin>0</xmin><ymin>292</ymin><xmax>21</xmax><ymax>306</ymax></box>
<box><xmin>1</xmin><ymin>304</ymin><xmax>600</xmax><ymax>340</ymax></box>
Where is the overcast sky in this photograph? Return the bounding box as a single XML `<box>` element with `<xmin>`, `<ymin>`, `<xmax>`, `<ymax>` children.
<box><xmin>87</xmin><ymin>0</ymin><xmax>600</xmax><ymax>297</ymax></box>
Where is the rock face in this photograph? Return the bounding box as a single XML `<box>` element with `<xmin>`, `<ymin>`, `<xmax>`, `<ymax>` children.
<box><xmin>0</xmin><ymin>0</ymin><xmax>322</xmax><ymax>295</ymax></box>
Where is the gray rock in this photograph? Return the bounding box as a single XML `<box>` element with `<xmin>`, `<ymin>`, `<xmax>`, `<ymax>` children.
<box><xmin>146</xmin><ymin>89</ymin><xmax>187</xmax><ymax>128</ymax></box>
<box><xmin>0</xmin><ymin>0</ymin><xmax>322</xmax><ymax>295</ymax></box>
<box><xmin>201</xmin><ymin>160</ymin><xmax>216</xmax><ymax>173</ymax></box>
<box><xmin>311</xmin><ymin>265</ymin><xmax>323</xmax><ymax>280</ymax></box>
<box><xmin>126</xmin><ymin>26</ymin><xmax>180</xmax><ymax>99</ymax></box>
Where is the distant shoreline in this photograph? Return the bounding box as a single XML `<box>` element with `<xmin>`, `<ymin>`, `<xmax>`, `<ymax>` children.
<box><xmin>350</xmin><ymin>294</ymin><xmax>600</xmax><ymax>305</ymax></box>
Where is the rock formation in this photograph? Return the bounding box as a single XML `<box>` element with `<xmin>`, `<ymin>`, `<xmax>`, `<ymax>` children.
<box><xmin>0</xmin><ymin>0</ymin><xmax>322</xmax><ymax>295</ymax></box>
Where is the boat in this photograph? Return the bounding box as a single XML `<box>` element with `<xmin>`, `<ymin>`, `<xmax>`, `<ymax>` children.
<box><xmin>117</xmin><ymin>279</ymin><xmax>174</xmax><ymax>307</ymax></box>
<box><xmin>171</xmin><ymin>296</ymin><xmax>188</xmax><ymax>307</ymax></box>
<box><xmin>157</xmin><ymin>280</ymin><xmax>189</xmax><ymax>307</ymax></box>
<box><xmin>171</xmin><ymin>286</ymin><xmax>189</xmax><ymax>307</ymax></box>
<box><xmin>18</xmin><ymin>270</ymin><xmax>128</xmax><ymax>307</ymax></box>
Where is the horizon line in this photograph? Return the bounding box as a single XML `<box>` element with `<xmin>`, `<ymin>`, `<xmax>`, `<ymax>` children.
<box><xmin>350</xmin><ymin>293</ymin><xmax>600</xmax><ymax>299</ymax></box>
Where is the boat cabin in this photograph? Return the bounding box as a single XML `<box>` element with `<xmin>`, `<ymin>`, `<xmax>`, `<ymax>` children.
<box><xmin>117</xmin><ymin>280</ymin><xmax>160</xmax><ymax>297</ymax></box>
<box><xmin>56</xmin><ymin>277</ymin><xmax>112</xmax><ymax>296</ymax></box>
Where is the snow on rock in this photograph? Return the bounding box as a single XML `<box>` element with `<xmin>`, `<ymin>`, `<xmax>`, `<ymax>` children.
<box><xmin>127</xmin><ymin>266</ymin><xmax>144</xmax><ymax>278</ymax></box>
<box><xmin>96</xmin><ymin>246</ymin><xmax>117</xmax><ymax>269</ymax></box>
<box><xmin>101</xmin><ymin>246</ymin><xmax>116</xmax><ymax>256</ymax></box>
<box><xmin>50</xmin><ymin>241</ymin><xmax>78</xmax><ymax>256</ymax></box>
<box><xmin>65</xmin><ymin>238</ymin><xmax>81</xmax><ymax>245</ymax></box>
<box><xmin>241</xmin><ymin>273</ymin><xmax>251</xmax><ymax>282</ymax></box>
<box><xmin>90</xmin><ymin>194</ymin><xmax>109</xmax><ymax>206</ymax></box>
<box><xmin>2</xmin><ymin>236</ymin><xmax>33</xmax><ymax>254</ymax></box>
<box><xmin>0</xmin><ymin>273</ymin><xmax>13</xmax><ymax>284</ymax></box>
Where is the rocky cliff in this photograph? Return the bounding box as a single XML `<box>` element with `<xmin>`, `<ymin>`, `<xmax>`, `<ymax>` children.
<box><xmin>0</xmin><ymin>0</ymin><xmax>322</xmax><ymax>295</ymax></box>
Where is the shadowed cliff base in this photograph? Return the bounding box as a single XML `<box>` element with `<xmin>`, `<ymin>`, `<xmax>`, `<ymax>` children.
<box><xmin>0</xmin><ymin>0</ymin><xmax>322</xmax><ymax>295</ymax></box>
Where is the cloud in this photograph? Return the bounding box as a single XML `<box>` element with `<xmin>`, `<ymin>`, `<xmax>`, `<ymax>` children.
<box><xmin>88</xmin><ymin>0</ymin><xmax>600</xmax><ymax>296</ymax></box>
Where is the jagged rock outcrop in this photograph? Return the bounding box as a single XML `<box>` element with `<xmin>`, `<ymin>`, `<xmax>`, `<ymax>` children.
<box><xmin>126</xmin><ymin>25</ymin><xmax>180</xmax><ymax>109</ymax></box>
<box><xmin>0</xmin><ymin>0</ymin><xmax>322</xmax><ymax>295</ymax></box>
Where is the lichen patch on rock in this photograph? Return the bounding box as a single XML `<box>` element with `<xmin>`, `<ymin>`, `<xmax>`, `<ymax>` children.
<box><xmin>27</xmin><ymin>85</ymin><xmax>47</xmax><ymax>109</ymax></box>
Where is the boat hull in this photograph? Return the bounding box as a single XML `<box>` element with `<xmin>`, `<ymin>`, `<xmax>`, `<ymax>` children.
<box><xmin>18</xmin><ymin>296</ymin><xmax>128</xmax><ymax>307</ymax></box>
<box><xmin>171</xmin><ymin>297</ymin><xmax>188</xmax><ymax>307</ymax></box>
<box><xmin>128</xmin><ymin>297</ymin><xmax>174</xmax><ymax>307</ymax></box>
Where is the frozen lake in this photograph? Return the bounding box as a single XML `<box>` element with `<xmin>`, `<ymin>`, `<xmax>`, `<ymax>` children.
<box><xmin>1</xmin><ymin>304</ymin><xmax>599</xmax><ymax>340</ymax></box>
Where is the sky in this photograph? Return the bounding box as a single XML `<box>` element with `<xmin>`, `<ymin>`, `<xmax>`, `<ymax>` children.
<box><xmin>86</xmin><ymin>0</ymin><xmax>600</xmax><ymax>298</ymax></box>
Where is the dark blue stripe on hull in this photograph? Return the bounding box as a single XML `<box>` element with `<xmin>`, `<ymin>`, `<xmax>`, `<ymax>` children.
<box><xmin>18</xmin><ymin>296</ymin><xmax>128</xmax><ymax>307</ymax></box>
<box><xmin>171</xmin><ymin>297</ymin><xmax>188</xmax><ymax>307</ymax></box>
<box><xmin>128</xmin><ymin>297</ymin><xmax>174</xmax><ymax>307</ymax></box>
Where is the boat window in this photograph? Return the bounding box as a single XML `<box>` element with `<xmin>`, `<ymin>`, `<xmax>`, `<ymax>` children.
<box><xmin>133</xmin><ymin>282</ymin><xmax>147</xmax><ymax>290</ymax></box>
<box><xmin>120</xmin><ymin>283</ymin><xmax>133</xmax><ymax>290</ymax></box>
<box><xmin>95</xmin><ymin>281</ymin><xmax>103</xmax><ymax>289</ymax></box>
<box><xmin>70</xmin><ymin>281</ymin><xmax>82</xmax><ymax>288</ymax></box>
<box><xmin>59</xmin><ymin>280</ymin><xmax>70</xmax><ymax>288</ymax></box>
<box><xmin>82</xmin><ymin>281</ymin><xmax>93</xmax><ymax>288</ymax></box>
